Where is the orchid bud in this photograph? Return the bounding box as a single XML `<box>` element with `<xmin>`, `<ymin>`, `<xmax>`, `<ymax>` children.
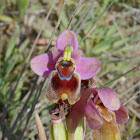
<box><xmin>49</xmin><ymin>121</ymin><xmax>67</xmax><ymax>140</ymax></box>
<box><xmin>74</xmin><ymin>118</ymin><xmax>85</xmax><ymax>140</ymax></box>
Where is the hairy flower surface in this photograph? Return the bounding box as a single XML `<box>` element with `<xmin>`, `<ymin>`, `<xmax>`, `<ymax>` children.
<box><xmin>30</xmin><ymin>30</ymin><xmax>101</xmax><ymax>104</ymax></box>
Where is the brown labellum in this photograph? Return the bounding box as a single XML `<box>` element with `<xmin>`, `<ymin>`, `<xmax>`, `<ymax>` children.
<box><xmin>56</xmin><ymin>60</ymin><xmax>75</xmax><ymax>80</ymax></box>
<box><xmin>45</xmin><ymin>60</ymin><xmax>81</xmax><ymax>105</ymax></box>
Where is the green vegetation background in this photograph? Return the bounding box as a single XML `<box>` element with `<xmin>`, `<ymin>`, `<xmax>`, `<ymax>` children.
<box><xmin>0</xmin><ymin>0</ymin><xmax>140</xmax><ymax>139</ymax></box>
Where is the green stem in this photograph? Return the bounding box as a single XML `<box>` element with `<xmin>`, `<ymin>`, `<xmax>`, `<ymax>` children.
<box><xmin>68</xmin><ymin>132</ymin><xmax>74</xmax><ymax>140</ymax></box>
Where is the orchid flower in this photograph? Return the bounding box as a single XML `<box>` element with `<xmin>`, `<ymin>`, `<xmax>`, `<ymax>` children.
<box><xmin>31</xmin><ymin>30</ymin><xmax>129</xmax><ymax>140</ymax></box>
<box><xmin>30</xmin><ymin>30</ymin><xmax>101</xmax><ymax>105</ymax></box>
<box><xmin>85</xmin><ymin>88</ymin><xmax>129</xmax><ymax>140</ymax></box>
<box><xmin>66</xmin><ymin>87</ymin><xmax>129</xmax><ymax>140</ymax></box>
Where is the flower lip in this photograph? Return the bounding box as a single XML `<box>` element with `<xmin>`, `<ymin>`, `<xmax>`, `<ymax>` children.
<box><xmin>59</xmin><ymin>60</ymin><xmax>74</xmax><ymax>68</ymax></box>
<box><xmin>57</xmin><ymin>68</ymin><xmax>74</xmax><ymax>80</ymax></box>
<box><xmin>56</xmin><ymin>59</ymin><xmax>75</xmax><ymax>76</ymax></box>
<box><xmin>56</xmin><ymin>60</ymin><xmax>75</xmax><ymax>80</ymax></box>
<box><xmin>45</xmin><ymin>70</ymin><xmax>81</xmax><ymax>105</ymax></box>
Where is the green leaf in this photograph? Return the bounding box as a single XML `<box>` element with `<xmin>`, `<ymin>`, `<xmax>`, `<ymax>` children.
<box><xmin>0</xmin><ymin>0</ymin><xmax>6</xmax><ymax>14</ymax></box>
<box><xmin>17</xmin><ymin>0</ymin><xmax>29</xmax><ymax>19</ymax></box>
<box><xmin>4</xmin><ymin>28</ymin><xmax>20</xmax><ymax>62</ymax></box>
<box><xmin>61</xmin><ymin>11</ymin><xmax>69</xmax><ymax>28</ymax></box>
<box><xmin>0</xmin><ymin>14</ymin><xmax>14</xmax><ymax>23</ymax></box>
<box><xmin>92</xmin><ymin>39</ymin><xmax>113</xmax><ymax>53</ymax></box>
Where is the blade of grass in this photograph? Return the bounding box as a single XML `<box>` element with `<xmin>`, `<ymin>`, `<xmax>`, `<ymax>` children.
<box><xmin>79</xmin><ymin>0</ymin><xmax>116</xmax><ymax>44</ymax></box>
<box><xmin>4</xmin><ymin>76</ymin><xmax>38</xmax><ymax>139</ymax></box>
<box><xmin>122</xmin><ymin>115</ymin><xmax>136</xmax><ymax>140</ymax></box>
<box><xmin>3</xmin><ymin>0</ymin><xmax>67</xmax><ymax>138</ymax></box>
<box><xmin>0</xmin><ymin>0</ymin><xmax>56</xmax><ymax>136</ymax></box>
<box><xmin>19</xmin><ymin>79</ymin><xmax>46</xmax><ymax>140</ymax></box>
<box><xmin>76</xmin><ymin>0</ymin><xmax>95</xmax><ymax>35</ymax></box>
<box><xmin>119</xmin><ymin>81</ymin><xmax>140</xmax><ymax>98</ymax></box>
<box><xmin>123</xmin><ymin>90</ymin><xmax>140</xmax><ymax>105</ymax></box>
<box><xmin>101</xmin><ymin>63</ymin><xmax>140</xmax><ymax>87</ymax></box>
<box><xmin>66</xmin><ymin>0</ymin><xmax>83</xmax><ymax>30</ymax></box>
<box><xmin>45</xmin><ymin>0</ymin><xmax>67</xmax><ymax>51</ymax></box>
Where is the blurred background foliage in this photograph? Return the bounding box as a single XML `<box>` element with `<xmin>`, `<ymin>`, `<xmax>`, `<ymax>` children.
<box><xmin>0</xmin><ymin>0</ymin><xmax>140</xmax><ymax>139</ymax></box>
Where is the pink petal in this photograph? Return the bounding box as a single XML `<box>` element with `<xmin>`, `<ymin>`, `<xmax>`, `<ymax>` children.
<box><xmin>30</xmin><ymin>53</ymin><xmax>55</xmax><ymax>77</ymax></box>
<box><xmin>75</xmin><ymin>56</ymin><xmax>102</xmax><ymax>80</ymax></box>
<box><xmin>97</xmin><ymin>88</ymin><xmax>121</xmax><ymax>111</ymax></box>
<box><xmin>52</xmin><ymin>47</ymin><xmax>63</xmax><ymax>61</ymax></box>
<box><xmin>93</xmin><ymin>94</ymin><xmax>99</xmax><ymax>104</ymax></box>
<box><xmin>66</xmin><ymin>88</ymin><xmax>96</xmax><ymax>132</ymax></box>
<box><xmin>85</xmin><ymin>98</ymin><xmax>103</xmax><ymax>130</ymax></box>
<box><xmin>72</xmin><ymin>50</ymin><xmax>82</xmax><ymax>63</ymax></box>
<box><xmin>52</xmin><ymin>47</ymin><xmax>82</xmax><ymax>63</ymax></box>
<box><xmin>56</xmin><ymin>30</ymin><xmax>78</xmax><ymax>51</ymax></box>
<box><xmin>114</xmin><ymin>104</ymin><xmax>129</xmax><ymax>124</ymax></box>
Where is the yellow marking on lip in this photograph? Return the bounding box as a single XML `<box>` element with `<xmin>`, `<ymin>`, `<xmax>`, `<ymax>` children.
<box><xmin>115</xmin><ymin>133</ymin><xmax>121</xmax><ymax>140</ymax></box>
<box><xmin>61</xmin><ymin>93</ymin><xmax>68</xmax><ymax>100</ymax></box>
